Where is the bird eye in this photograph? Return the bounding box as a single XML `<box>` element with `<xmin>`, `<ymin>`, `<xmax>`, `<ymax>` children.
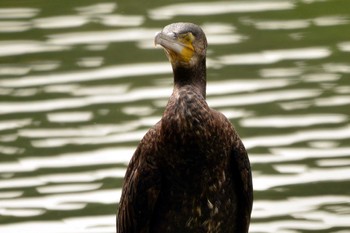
<box><xmin>180</xmin><ymin>32</ymin><xmax>194</xmax><ymax>42</ymax></box>
<box><xmin>187</xmin><ymin>32</ymin><xmax>195</xmax><ymax>42</ymax></box>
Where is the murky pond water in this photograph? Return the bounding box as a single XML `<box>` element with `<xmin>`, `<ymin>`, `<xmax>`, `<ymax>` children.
<box><xmin>0</xmin><ymin>0</ymin><xmax>350</xmax><ymax>232</ymax></box>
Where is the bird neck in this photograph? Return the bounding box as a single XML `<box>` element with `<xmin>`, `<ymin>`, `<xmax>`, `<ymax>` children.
<box><xmin>172</xmin><ymin>58</ymin><xmax>207</xmax><ymax>99</ymax></box>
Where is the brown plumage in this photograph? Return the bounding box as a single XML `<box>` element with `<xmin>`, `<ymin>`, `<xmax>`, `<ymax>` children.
<box><xmin>117</xmin><ymin>22</ymin><xmax>253</xmax><ymax>233</ymax></box>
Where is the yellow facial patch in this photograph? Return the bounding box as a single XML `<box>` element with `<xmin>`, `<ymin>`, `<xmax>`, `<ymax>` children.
<box><xmin>178</xmin><ymin>32</ymin><xmax>195</xmax><ymax>62</ymax></box>
<box><xmin>161</xmin><ymin>32</ymin><xmax>196</xmax><ymax>65</ymax></box>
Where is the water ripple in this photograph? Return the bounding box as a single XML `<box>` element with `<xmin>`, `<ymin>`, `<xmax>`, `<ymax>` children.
<box><xmin>1</xmin><ymin>0</ymin><xmax>349</xmax><ymax>231</ymax></box>
<box><xmin>219</xmin><ymin>47</ymin><xmax>331</xmax><ymax>65</ymax></box>
<box><xmin>47</xmin><ymin>112</ymin><xmax>94</xmax><ymax>123</ymax></box>
<box><xmin>254</xmin><ymin>167</ymin><xmax>350</xmax><ymax>190</ymax></box>
<box><xmin>0</xmin><ymin>148</ymin><xmax>132</xmax><ymax>173</ymax></box>
<box><xmin>149</xmin><ymin>1</ymin><xmax>294</xmax><ymax>20</ymax></box>
<box><xmin>252</xmin><ymin>196</ymin><xmax>350</xmax><ymax>232</ymax></box>
<box><xmin>207</xmin><ymin>89</ymin><xmax>321</xmax><ymax>107</ymax></box>
<box><xmin>0</xmin><ymin>21</ymin><xmax>31</xmax><ymax>33</ymax></box>
<box><xmin>241</xmin><ymin>114</ymin><xmax>347</xmax><ymax>128</ymax></box>
<box><xmin>245</xmin><ymin>125</ymin><xmax>350</xmax><ymax>149</ymax></box>
<box><xmin>0</xmin><ymin>189</ymin><xmax>120</xmax><ymax>211</ymax></box>
<box><xmin>0</xmin><ymin>215</ymin><xmax>115</xmax><ymax>233</ymax></box>
<box><xmin>250</xmin><ymin>15</ymin><xmax>349</xmax><ymax>30</ymax></box>
<box><xmin>0</xmin><ymin>8</ymin><xmax>39</xmax><ymax>19</ymax></box>
<box><xmin>0</xmin><ymin>118</ymin><xmax>32</xmax><ymax>131</ymax></box>
<box><xmin>0</xmin><ymin>62</ymin><xmax>170</xmax><ymax>88</ymax></box>
<box><xmin>37</xmin><ymin>183</ymin><xmax>103</xmax><ymax>194</ymax></box>
<box><xmin>250</xmin><ymin>147</ymin><xmax>350</xmax><ymax>164</ymax></box>
<box><xmin>48</xmin><ymin>28</ymin><xmax>156</xmax><ymax>45</ymax></box>
<box><xmin>0</xmin><ymin>41</ymin><xmax>69</xmax><ymax>57</ymax></box>
<box><xmin>33</xmin><ymin>16</ymin><xmax>88</xmax><ymax>29</ymax></box>
<box><xmin>75</xmin><ymin>3</ymin><xmax>117</xmax><ymax>15</ymax></box>
<box><xmin>338</xmin><ymin>41</ymin><xmax>350</xmax><ymax>52</ymax></box>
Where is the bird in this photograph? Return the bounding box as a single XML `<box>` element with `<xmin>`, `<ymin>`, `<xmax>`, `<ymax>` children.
<box><xmin>117</xmin><ymin>22</ymin><xmax>253</xmax><ymax>233</ymax></box>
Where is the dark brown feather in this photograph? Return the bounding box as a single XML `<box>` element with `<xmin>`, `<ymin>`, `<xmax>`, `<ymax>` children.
<box><xmin>117</xmin><ymin>22</ymin><xmax>253</xmax><ymax>233</ymax></box>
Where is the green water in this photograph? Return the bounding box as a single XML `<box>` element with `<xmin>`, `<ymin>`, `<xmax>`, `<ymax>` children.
<box><xmin>0</xmin><ymin>0</ymin><xmax>349</xmax><ymax>232</ymax></box>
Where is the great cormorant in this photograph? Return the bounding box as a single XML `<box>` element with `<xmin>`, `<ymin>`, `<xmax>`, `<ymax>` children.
<box><xmin>117</xmin><ymin>22</ymin><xmax>253</xmax><ymax>233</ymax></box>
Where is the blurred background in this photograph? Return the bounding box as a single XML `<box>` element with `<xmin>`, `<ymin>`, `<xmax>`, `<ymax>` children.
<box><xmin>0</xmin><ymin>0</ymin><xmax>349</xmax><ymax>232</ymax></box>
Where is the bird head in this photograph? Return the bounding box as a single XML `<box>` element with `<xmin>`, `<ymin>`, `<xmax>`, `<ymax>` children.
<box><xmin>155</xmin><ymin>22</ymin><xmax>207</xmax><ymax>68</ymax></box>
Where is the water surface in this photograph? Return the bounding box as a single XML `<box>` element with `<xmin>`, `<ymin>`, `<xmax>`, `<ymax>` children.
<box><xmin>0</xmin><ymin>0</ymin><xmax>350</xmax><ymax>232</ymax></box>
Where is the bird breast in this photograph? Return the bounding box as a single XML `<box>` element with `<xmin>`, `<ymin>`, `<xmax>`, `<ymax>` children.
<box><xmin>165</xmin><ymin>87</ymin><xmax>211</xmax><ymax>136</ymax></box>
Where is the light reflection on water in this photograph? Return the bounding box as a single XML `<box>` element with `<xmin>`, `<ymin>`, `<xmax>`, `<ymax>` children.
<box><xmin>245</xmin><ymin>125</ymin><xmax>350</xmax><ymax>148</ymax></box>
<box><xmin>149</xmin><ymin>1</ymin><xmax>294</xmax><ymax>20</ymax></box>
<box><xmin>0</xmin><ymin>62</ymin><xmax>171</xmax><ymax>88</ymax></box>
<box><xmin>0</xmin><ymin>8</ymin><xmax>39</xmax><ymax>19</ymax></box>
<box><xmin>219</xmin><ymin>47</ymin><xmax>331</xmax><ymax>65</ymax></box>
<box><xmin>252</xmin><ymin>15</ymin><xmax>349</xmax><ymax>30</ymax></box>
<box><xmin>0</xmin><ymin>40</ymin><xmax>69</xmax><ymax>57</ymax></box>
<box><xmin>241</xmin><ymin>114</ymin><xmax>347</xmax><ymax>128</ymax></box>
<box><xmin>0</xmin><ymin>0</ymin><xmax>350</xmax><ymax>232</ymax></box>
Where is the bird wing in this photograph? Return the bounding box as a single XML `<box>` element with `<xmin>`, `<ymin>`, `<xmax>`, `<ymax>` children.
<box><xmin>117</xmin><ymin>124</ymin><xmax>162</xmax><ymax>233</ymax></box>
<box><xmin>210</xmin><ymin>110</ymin><xmax>253</xmax><ymax>232</ymax></box>
<box><xmin>230</xmin><ymin>140</ymin><xmax>253</xmax><ymax>233</ymax></box>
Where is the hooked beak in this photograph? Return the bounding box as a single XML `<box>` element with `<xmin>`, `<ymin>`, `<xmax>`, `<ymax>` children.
<box><xmin>155</xmin><ymin>31</ymin><xmax>184</xmax><ymax>54</ymax></box>
<box><xmin>154</xmin><ymin>31</ymin><xmax>194</xmax><ymax>64</ymax></box>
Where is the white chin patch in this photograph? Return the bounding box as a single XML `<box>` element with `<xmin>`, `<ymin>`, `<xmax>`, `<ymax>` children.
<box><xmin>171</xmin><ymin>43</ymin><xmax>185</xmax><ymax>54</ymax></box>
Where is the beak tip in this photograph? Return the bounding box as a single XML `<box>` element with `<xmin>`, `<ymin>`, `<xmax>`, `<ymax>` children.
<box><xmin>154</xmin><ymin>31</ymin><xmax>162</xmax><ymax>48</ymax></box>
